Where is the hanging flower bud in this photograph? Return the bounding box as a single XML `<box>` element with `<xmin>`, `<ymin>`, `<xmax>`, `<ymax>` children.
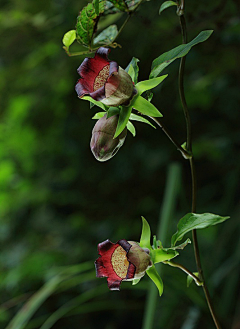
<box><xmin>90</xmin><ymin>114</ymin><xmax>127</xmax><ymax>162</ymax></box>
<box><xmin>75</xmin><ymin>47</ymin><xmax>136</xmax><ymax>107</ymax></box>
<box><xmin>95</xmin><ymin>239</ymin><xmax>152</xmax><ymax>290</ymax></box>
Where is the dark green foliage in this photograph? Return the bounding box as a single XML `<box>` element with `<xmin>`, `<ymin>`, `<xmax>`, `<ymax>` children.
<box><xmin>76</xmin><ymin>0</ymin><xmax>106</xmax><ymax>47</ymax></box>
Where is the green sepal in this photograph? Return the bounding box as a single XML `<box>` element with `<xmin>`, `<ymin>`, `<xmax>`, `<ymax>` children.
<box><xmin>92</xmin><ymin>112</ymin><xmax>105</xmax><ymax>119</ymax></box>
<box><xmin>132</xmin><ymin>278</ymin><xmax>141</xmax><ymax>285</ymax></box>
<box><xmin>171</xmin><ymin>213</ymin><xmax>230</xmax><ymax>246</ymax></box>
<box><xmin>82</xmin><ymin>96</ymin><xmax>108</xmax><ymax>111</ymax></box>
<box><xmin>132</xmin><ymin>95</ymin><xmax>163</xmax><ymax>117</ymax></box>
<box><xmin>129</xmin><ymin>113</ymin><xmax>156</xmax><ymax>128</ymax></box>
<box><xmin>107</xmin><ymin>107</ymin><xmax>120</xmax><ymax>118</ymax></box>
<box><xmin>127</xmin><ymin>121</ymin><xmax>136</xmax><ymax>136</ymax></box>
<box><xmin>114</xmin><ymin>105</ymin><xmax>132</xmax><ymax>138</ymax></box>
<box><xmin>146</xmin><ymin>265</ymin><xmax>163</xmax><ymax>296</ymax></box>
<box><xmin>125</xmin><ymin>57</ymin><xmax>140</xmax><ymax>84</ymax></box>
<box><xmin>150</xmin><ymin>30</ymin><xmax>214</xmax><ymax>78</ymax></box>
<box><xmin>139</xmin><ymin>217</ymin><xmax>152</xmax><ymax>251</ymax></box>
<box><xmin>151</xmin><ymin>249</ymin><xmax>178</xmax><ymax>264</ymax></box>
<box><xmin>159</xmin><ymin>1</ymin><xmax>177</xmax><ymax>14</ymax></box>
<box><xmin>135</xmin><ymin>75</ymin><xmax>168</xmax><ymax>95</ymax></box>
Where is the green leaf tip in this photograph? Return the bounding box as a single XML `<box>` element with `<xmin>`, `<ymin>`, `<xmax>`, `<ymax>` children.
<box><xmin>171</xmin><ymin>213</ymin><xmax>230</xmax><ymax>246</ymax></box>
<box><xmin>159</xmin><ymin>1</ymin><xmax>177</xmax><ymax>14</ymax></box>
<box><xmin>146</xmin><ymin>265</ymin><xmax>163</xmax><ymax>296</ymax></box>
<box><xmin>139</xmin><ymin>216</ymin><xmax>152</xmax><ymax>250</ymax></box>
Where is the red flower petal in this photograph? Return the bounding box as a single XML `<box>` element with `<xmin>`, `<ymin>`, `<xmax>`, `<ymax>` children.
<box><xmin>75</xmin><ymin>48</ymin><xmax>118</xmax><ymax>100</ymax></box>
<box><xmin>95</xmin><ymin>239</ymin><xmax>136</xmax><ymax>291</ymax></box>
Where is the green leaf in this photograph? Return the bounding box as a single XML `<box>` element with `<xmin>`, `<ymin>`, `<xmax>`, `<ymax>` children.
<box><xmin>132</xmin><ymin>278</ymin><xmax>141</xmax><ymax>285</ymax></box>
<box><xmin>146</xmin><ymin>265</ymin><xmax>163</xmax><ymax>296</ymax></box>
<box><xmin>93</xmin><ymin>25</ymin><xmax>118</xmax><ymax>45</ymax></box>
<box><xmin>114</xmin><ymin>105</ymin><xmax>132</xmax><ymax>138</ymax></box>
<box><xmin>171</xmin><ymin>213</ymin><xmax>230</xmax><ymax>246</ymax></box>
<box><xmin>107</xmin><ymin>0</ymin><xmax>128</xmax><ymax>11</ymax></box>
<box><xmin>107</xmin><ymin>107</ymin><xmax>120</xmax><ymax>118</ymax></box>
<box><xmin>159</xmin><ymin>1</ymin><xmax>177</xmax><ymax>14</ymax></box>
<box><xmin>165</xmin><ymin>238</ymin><xmax>191</xmax><ymax>250</ymax></box>
<box><xmin>94</xmin><ymin>0</ymin><xmax>100</xmax><ymax>15</ymax></box>
<box><xmin>129</xmin><ymin>113</ymin><xmax>156</xmax><ymax>128</ymax></box>
<box><xmin>135</xmin><ymin>75</ymin><xmax>168</xmax><ymax>95</ymax></box>
<box><xmin>150</xmin><ymin>30</ymin><xmax>214</xmax><ymax>78</ymax></box>
<box><xmin>127</xmin><ymin>65</ymin><xmax>135</xmax><ymax>82</ymax></box>
<box><xmin>151</xmin><ymin>249</ymin><xmax>178</xmax><ymax>264</ymax></box>
<box><xmin>92</xmin><ymin>112</ymin><xmax>105</xmax><ymax>119</ymax></box>
<box><xmin>82</xmin><ymin>96</ymin><xmax>108</xmax><ymax>111</ymax></box>
<box><xmin>132</xmin><ymin>95</ymin><xmax>163</xmax><ymax>117</ymax></box>
<box><xmin>127</xmin><ymin>121</ymin><xmax>136</xmax><ymax>136</ymax></box>
<box><xmin>62</xmin><ymin>30</ymin><xmax>76</xmax><ymax>48</ymax></box>
<box><xmin>76</xmin><ymin>0</ymin><xmax>106</xmax><ymax>47</ymax></box>
<box><xmin>139</xmin><ymin>217</ymin><xmax>152</xmax><ymax>250</ymax></box>
<box><xmin>125</xmin><ymin>57</ymin><xmax>140</xmax><ymax>84</ymax></box>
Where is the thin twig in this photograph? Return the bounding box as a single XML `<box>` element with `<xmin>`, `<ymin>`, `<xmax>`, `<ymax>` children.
<box><xmin>163</xmin><ymin>260</ymin><xmax>203</xmax><ymax>286</ymax></box>
<box><xmin>149</xmin><ymin>116</ymin><xmax>191</xmax><ymax>159</ymax></box>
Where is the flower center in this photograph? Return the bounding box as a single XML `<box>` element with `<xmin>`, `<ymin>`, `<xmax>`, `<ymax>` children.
<box><xmin>111</xmin><ymin>245</ymin><xmax>129</xmax><ymax>278</ymax></box>
<box><xmin>93</xmin><ymin>65</ymin><xmax>110</xmax><ymax>91</ymax></box>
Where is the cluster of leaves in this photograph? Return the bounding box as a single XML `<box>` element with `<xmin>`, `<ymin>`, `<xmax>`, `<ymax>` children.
<box><xmin>63</xmin><ymin>0</ymin><xmax>142</xmax><ymax>52</ymax></box>
<box><xmin>136</xmin><ymin>211</ymin><xmax>229</xmax><ymax>295</ymax></box>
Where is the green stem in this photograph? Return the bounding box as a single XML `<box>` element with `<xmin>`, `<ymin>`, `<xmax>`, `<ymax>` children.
<box><xmin>163</xmin><ymin>260</ymin><xmax>203</xmax><ymax>286</ymax></box>
<box><xmin>177</xmin><ymin>2</ymin><xmax>222</xmax><ymax>329</ymax></box>
<box><xmin>149</xmin><ymin>116</ymin><xmax>191</xmax><ymax>159</ymax></box>
<box><xmin>142</xmin><ymin>163</ymin><xmax>181</xmax><ymax>329</ymax></box>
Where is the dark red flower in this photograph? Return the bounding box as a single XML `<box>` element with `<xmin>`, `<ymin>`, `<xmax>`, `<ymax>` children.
<box><xmin>95</xmin><ymin>239</ymin><xmax>152</xmax><ymax>290</ymax></box>
<box><xmin>90</xmin><ymin>114</ymin><xmax>127</xmax><ymax>162</ymax></box>
<box><xmin>75</xmin><ymin>47</ymin><xmax>136</xmax><ymax>107</ymax></box>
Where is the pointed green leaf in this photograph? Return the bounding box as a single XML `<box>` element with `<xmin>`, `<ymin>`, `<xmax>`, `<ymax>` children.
<box><xmin>139</xmin><ymin>217</ymin><xmax>152</xmax><ymax>250</ymax></box>
<box><xmin>92</xmin><ymin>112</ymin><xmax>105</xmax><ymax>119</ymax></box>
<box><xmin>93</xmin><ymin>25</ymin><xmax>118</xmax><ymax>45</ymax></box>
<box><xmin>150</xmin><ymin>30</ymin><xmax>214</xmax><ymax>78</ymax></box>
<box><xmin>159</xmin><ymin>1</ymin><xmax>177</xmax><ymax>14</ymax></box>
<box><xmin>127</xmin><ymin>121</ymin><xmax>136</xmax><ymax>136</ymax></box>
<box><xmin>82</xmin><ymin>96</ymin><xmax>108</xmax><ymax>111</ymax></box>
<box><xmin>114</xmin><ymin>105</ymin><xmax>132</xmax><ymax>138</ymax></box>
<box><xmin>127</xmin><ymin>65</ymin><xmax>135</xmax><ymax>82</ymax></box>
<box><xmin>62</xmin><ymin>30</ymin><xmax>76</xmax><ymax>48</ymax></box>
<box><xmin>171</xmin><ymin>213</ymin><xmax>230</xmax><ymax>246</ymax></box>
<box><xmin>146</xmin><ymin>265</ymin><xmax>163</xmax><ymax>296</ymax></box>
<box><xmin>130</xmin><ymin>113</ymin><xmax>156</xmax><ymax>128</ymax></box>
<box><xmin>76</xmin><ymin>0</ymin><xmax>106</xmax><ymax>47</ymax></box>
<box><xmin>151</xmin><ymin>249</ymin><xmax>178</xmax><ymax>264</ymax></box>
<box><xmin>125</xmin><ymin>57</ymin><xmax>140</xmax><ymax>84</ymax></box>
<box><xmin>135</xmin><ymin>75</ymin><xmax>168</xmax><ymax>95</ymax></box>
<box><xmin>132</xmin><ymin>96</ymin><xmax>163</xmax><ymax>117</ymax></box>
<box><xmin>132</xmin><ymin>278</ymin><xmax>141</xmax><ymax>285</ymax></box>
<box><xmin>107</xmin><ymin>107</ymin><xmax>120</xmax><ymax>118</ymax></box>
<box><xmin>107</xmin><ymin>0</ymin><xmax>128</xmax><ymax>11</ymax></box>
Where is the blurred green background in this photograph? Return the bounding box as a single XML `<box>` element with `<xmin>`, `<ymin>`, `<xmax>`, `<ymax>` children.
<box><xmin>0</xmin><ymin>0</ymin><xmax>240</xmax><ymax>328</ymax></box>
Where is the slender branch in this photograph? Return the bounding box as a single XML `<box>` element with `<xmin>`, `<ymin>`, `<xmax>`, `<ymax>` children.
<box><xmin>177</xmin><ymin>2</ymin><xmax>222</xmax><ymax>329</ymax></box>
<box><xmin>149</xmin><ymin>116</ymin><xmax>191</xmax><ymax>159</ymax></box>
<box><xmin>163</xmin><ymin>260</ymin><xmax>203</xmax><ymax>286</ymax></box>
